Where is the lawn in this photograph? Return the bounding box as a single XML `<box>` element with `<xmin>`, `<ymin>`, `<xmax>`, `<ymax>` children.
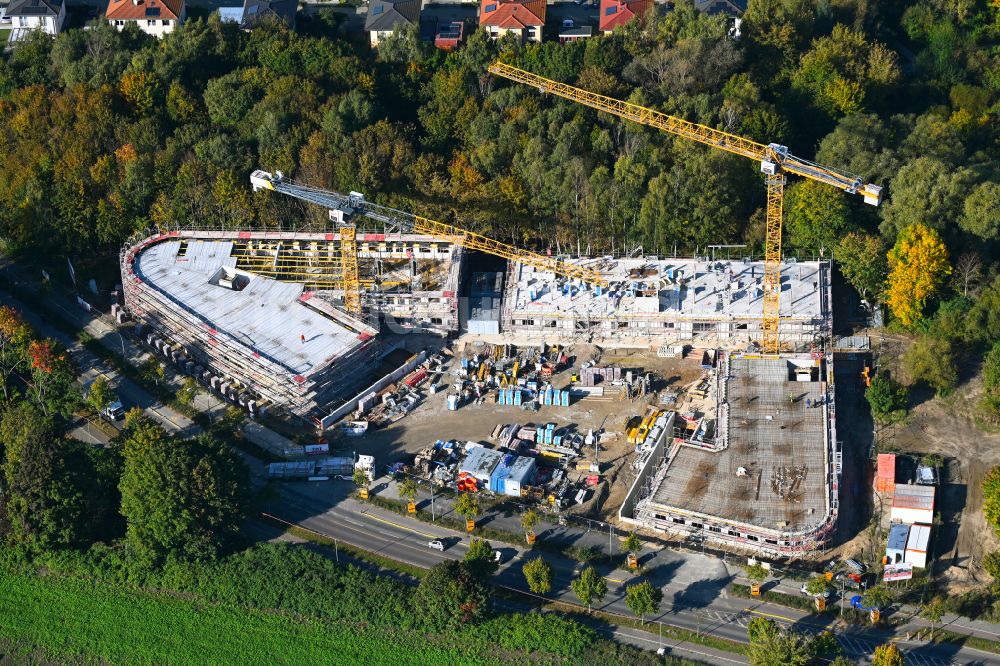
<box><xmin>0</xmin><ymin>572</ymin><xmax>499</xmax><ymax>665</ymax></box>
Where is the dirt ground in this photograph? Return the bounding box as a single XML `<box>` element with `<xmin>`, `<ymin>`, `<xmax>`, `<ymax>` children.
<box><xmin>890</xmin><ymin>376</ymin><xmax>1000</xmax><ymax>590</ymax></box>
<box><xmin>335</xmin><ymin>339</ymin><xmax>707</xmax><ymax>523</ymax></box>
<box><xmin>825</xmin><ymin>333</ymin><xmax>1000</xmax><ymax>591</ymax></box>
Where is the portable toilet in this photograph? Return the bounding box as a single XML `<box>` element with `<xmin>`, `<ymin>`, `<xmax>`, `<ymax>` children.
<box><xmin>447</xmin><ymin>395</ymin><xmax>459</xmax><ymax>411</ymax></box>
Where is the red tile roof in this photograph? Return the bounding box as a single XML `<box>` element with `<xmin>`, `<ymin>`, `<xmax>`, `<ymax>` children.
<box><xmin>106</xmin><ymin>0</ymin><xmax>182</xmax><ymax>21</ymax></box>
<box><xmin>599</xmin><ymin>0</ymin><xmax>650</xmax><ymax>32</ymax></box>
<box><xmin>480</xmin><ymin>0</ymin><xmax>545</xmax><ymax>29</ymax></box>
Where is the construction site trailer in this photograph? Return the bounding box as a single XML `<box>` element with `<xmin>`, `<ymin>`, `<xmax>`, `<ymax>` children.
<box><xmin>460</xmin><ymin>446</ymin><xmax>504</xmax><ymax>486</ymax></box>
<box><xmin>904</xmin><ymin>524</ymin><xmax>931</xmax><ymax>568</ymax></box>
<box><xmin>875</xmin><ymin>453</ymin><xmax>896</xmax><ymax>494</ymax></box>
<box><xmin>890</xmin><ymin>485</ymin><xmax>935</xmax><ymax>525</ymax></box>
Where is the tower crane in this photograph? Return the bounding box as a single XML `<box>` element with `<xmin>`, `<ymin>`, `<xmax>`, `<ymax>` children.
<box><xmin>487</xmin><ymin>62</ymin><xmax>883</xmax><ymax>355</ymax></box>
<box><xmin>249</xmin><ymin>170</ymin><xmax>608</xmax><ymax>317</ymax></box>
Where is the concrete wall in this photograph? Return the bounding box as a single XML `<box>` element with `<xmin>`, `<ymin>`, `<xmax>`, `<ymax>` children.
<box><xmin>319</xmin><ymin>349</ymin><xmax>428</xmax><ymax>428</ymax></box>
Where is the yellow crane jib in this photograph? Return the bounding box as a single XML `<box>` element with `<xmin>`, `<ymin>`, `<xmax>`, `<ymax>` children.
<box><xmin>412</xmin><ymin>217</ymin><xmax>608</xmax><ymax>288</ymax></box>
<box><xmin>488</xmin><ymin>62</ymin><xmax>883</xmax><ymax>355</ymax></box>
<box><xmin>250</xmin><ymin>169</ymin><xmax>609</xmax><ymax>307</ymax></box>
<box><xmin>487</xmin><ymin>63</ymin><xmax>883</xmax><ymax>206</ymax></box>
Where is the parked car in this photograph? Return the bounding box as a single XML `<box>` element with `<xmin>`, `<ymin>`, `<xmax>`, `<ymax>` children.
<box><xmin>427</xmin><ymin>540</ymin><xmax>444</xmax><ymax>551</ymax></box>
<box><xmin>800</xmin><ymin>582</ymin><xmax>832</xmax><ymax>599</ymax></box>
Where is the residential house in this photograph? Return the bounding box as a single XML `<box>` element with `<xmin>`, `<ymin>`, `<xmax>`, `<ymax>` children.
<box><xmin>239</xmin><ymin>0</ymin><xmax>296</xmax><ymax>29</ymax></box>
<box><xmin>479</xmin><ymin>0</ymin><xmax>545</xmax><ymax>44</ymax></box>
<box><xmin>694</xmin><ymin>0</ymin><xmax>746</xmax><ymax>16</ymax></box>
<box><xmin>434</xmin><ymin>20</ymin><xmax>463</xmax><ymax>50</ymax></box>
<box><xmin>558</xmin><ymin>24</ymin><xmax>591</xmax><ymax>44</ymax></box>
<box><xmin>4</xmin><ymin>0</ymin><xmax>66</xmax><ymax>41</ymax></box>
<box><xmin>365</xmin><ymin>0</ymin><xmax>421</xmax><ymax>47</ymax></box>
<box><xmin>598</xmin><ymin>0</ymin><xmax>650</xmax><ymax>34</ymax></box>
<box><xmin>106</xmin><ymin>0</ymin><xmax>185</xmax><ymax>37</ymax></box>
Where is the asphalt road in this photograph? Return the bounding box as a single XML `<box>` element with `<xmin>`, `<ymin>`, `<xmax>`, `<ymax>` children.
<box><xmin>0</xmin><ymin>279</ymin><xmax>200</xmax><ymax>439</ymax></box>
<box><xmin>266</xmin><ymin>479</ymin><xmax>1000</xmax><ymax>665</ymax></box>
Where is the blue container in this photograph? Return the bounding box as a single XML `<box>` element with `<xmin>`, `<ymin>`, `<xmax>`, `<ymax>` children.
<box><xmin>514</xmin><ymin>390</ymin><xmax>522</xmax><ymax>406</ymax></box>
<box><xmin>561</xmin><ymin>390</ymin><xmax>569</xmax><ymax>407</ymax></box>
<box><xmin>553</xmin><ymin>435</ymin><xmax>562</xmax><ymax>447</ymax></box>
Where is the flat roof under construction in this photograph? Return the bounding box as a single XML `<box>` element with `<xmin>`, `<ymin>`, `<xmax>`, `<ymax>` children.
<box><xmin>649</xmin><ymin>356</ymin><xmax>828</xmax><ymax>533</ymax></box>
<box><xmin>135</xmin><ymin>240</ymin><xmax>369</xmax><ymax>376</ymax></box>
<box><xmin>509</xmin><ymin>258</ymin><xmax>825</xmax><ymax>321</ymax></box>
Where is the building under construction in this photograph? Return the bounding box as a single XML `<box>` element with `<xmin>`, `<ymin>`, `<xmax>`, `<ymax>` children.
<box><xmin>120</xmin><ymin>228</ymin><xmax>462</xmax><ymax>423</ymax></box>
<box><xmin>501</xmin><ymin>257</ymin><xmax>831</xmax><ymax>350</ymax></box>
<box><xmin>619</xmin><ymin>353</ymin><xmax>839</xmax><ymax>557</ymax></box>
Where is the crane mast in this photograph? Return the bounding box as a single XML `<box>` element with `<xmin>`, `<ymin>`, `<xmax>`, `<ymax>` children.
<box><xmin>250</xmin><ymin>170</ymin><xmax>608</xmax><ymax>315</ymax></box>
<box><xmin>487</xmin><ymin>62</ymin><xmax>883</xmax><ymax>354</ymax></box>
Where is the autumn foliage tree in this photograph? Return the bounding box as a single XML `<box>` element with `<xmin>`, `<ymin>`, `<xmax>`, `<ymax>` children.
<box><xmin>885</xmin><ymin>224</ymin><xmax>951</xmax><ymax>327</ymax></box>
<box><xmin>0</xmin><ymin>306</ymin><xmax>31</xmax><ymax>399</ymax></box>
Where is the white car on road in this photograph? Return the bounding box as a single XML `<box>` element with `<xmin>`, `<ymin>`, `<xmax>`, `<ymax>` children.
<box><xmin>427</xmin><ymin>540</ymin><xmax>445</xmax><ymax>551</ymax></box>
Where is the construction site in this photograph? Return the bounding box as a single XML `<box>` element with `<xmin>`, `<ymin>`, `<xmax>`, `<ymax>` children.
<box><xmin>620</xmin><ymin>353</ymin><xmax>838</xmax><ymax>557</ymax></box>
<box><xmin>113</xmin><ymin>63</ymin><xmax>882</xmax><ymax>557</ymax></box>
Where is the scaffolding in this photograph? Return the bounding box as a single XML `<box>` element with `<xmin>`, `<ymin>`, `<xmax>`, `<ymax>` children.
<box><xmin>120</xmin><ymin>231</ymin><xmax>382</xmax><ymax>424</ymax></box>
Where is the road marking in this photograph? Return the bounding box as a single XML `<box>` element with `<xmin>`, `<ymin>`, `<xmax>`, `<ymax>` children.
<box><xmin>359</xmin><ymin>511</ymin><xmax>439</xmax><ymax>538</ymax></box>
<box><xmin>610</xmin><ymin>629</ymin><xmax>745</xmax><ymax>665</ymax></box>
<box><xmin>604</xmin><ymin>576</ymin><xmax>626</xmax><ymax>583</ymax></box>
<box><xmin>747</xmin><ymin>608</ymin><xmax>796</xmax><ymax>622</ymax></box>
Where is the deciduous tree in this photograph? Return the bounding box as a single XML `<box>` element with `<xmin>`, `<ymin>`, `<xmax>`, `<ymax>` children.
<box><xmin>871</xmin><ymin>643</ymin><xmax>904</xmax><ymax>666</ymax></box>
<box><xmin>571</xmin><ymin>566</ymin><xmax>608</xmax><ymax>610</ymax></box>
<box><xmin>885</xmin><ymin>223</ymin><xmax>951</xmax><ymax>327</ymax></box>
<box><xmin>455</xmin><ymin>492</ymin><xmax>481</xmax><ymax>523</ymax></box>
<box><xmin>881</xmin><ymin>158</ymin><xmax>976</xmax><ymax>237</ymax></box>
<box><xmin>464</xmin><ymin>537</ymin><xmax>499</xmax><ymax>578</ymax></box>
<box><xmin>866</xmin><ymin>374</ymin><xmax>908</xmax><ymax>421</ymax></box>
<box><xmin>624</xmin><ymin>579</ymin><xmax>662</xmax><ymax>624</ymax></box>
<box><xmin>784</xmin><ymin>179</ymin><xmax>852</xmax><ymax>252</ymax></box>
<box><xmin>415</xmin><ymin>559</ymin><xmax>492</xmax><ymax>631</ymax></box>
<box><xmin>981</xmin><ymin>342</ymin><xmax>1000</xmax><ymax>415</ymax></box>
<box><xmin>86</xmin><ymin>375</ymin><xmax>114</xmax><ymax>415</ymax></box>
<box><xmin>960</xmin><ymin>181</ymin><xmax>1000</xmax><ymax>241</ymax></box>
<box><xmin>119</xmin><ymin>418</ymin><xmax>249</xmax><ymax>568</ymax></box>
<box><xmin>920</xmin><ymin>597</ymin><xmax>946</xmax><ymax>640</ymax></box>
<box><xmin>984</xmin><ymin>465</ymin><xmax>1000</xmax><ymax>534</ymax></box>
<box><xmin>904</xmin><ymin>335</ymin><xmax>958</xmax><ymax>395</ymax></box>
<box><xmin>523</xmin><ymin>556</ymin><xmax>553</xmax><ymax>595</ymax></box>
<box><xmin>834</xmin><ymin>233</ymin><xmax>887</xmax><ymax>301</ymax></box>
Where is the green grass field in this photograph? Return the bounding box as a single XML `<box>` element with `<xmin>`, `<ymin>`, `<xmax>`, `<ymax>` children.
<box><xmin>0</xmin><ymin>572</ymin><xmax>500</xmax><ymax>665</ymax></box>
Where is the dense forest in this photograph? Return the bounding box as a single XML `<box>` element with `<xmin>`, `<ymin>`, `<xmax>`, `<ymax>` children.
<box><xmin>0</xmin><ymin>0</ymin><xmax>995</xmax><ymax>259</ymax></box>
